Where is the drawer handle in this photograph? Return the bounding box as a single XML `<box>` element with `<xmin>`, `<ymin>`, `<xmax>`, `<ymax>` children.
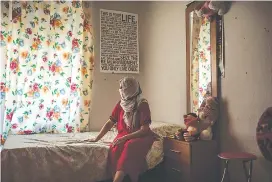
<box><xmin>171</xmin><ymin>168</ymin><xmax>181</xmax><ymax>173</ymax></box>
<box><xmin>170</xmin><ymin>149</ymin><xmax>181</xmax><ymax>154</ymax></box>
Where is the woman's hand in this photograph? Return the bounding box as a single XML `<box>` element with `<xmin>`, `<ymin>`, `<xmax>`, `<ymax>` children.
<box><xmin>112</xmin><ymin>136</ymin><xmax>128</xmax><ymax>146</ymax></box>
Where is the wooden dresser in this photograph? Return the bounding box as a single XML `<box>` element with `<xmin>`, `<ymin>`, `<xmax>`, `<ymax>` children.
<box><xmin>163</xmin><ymin>137</ymin><xmax>218</xmax><ymax>182</ymax></box>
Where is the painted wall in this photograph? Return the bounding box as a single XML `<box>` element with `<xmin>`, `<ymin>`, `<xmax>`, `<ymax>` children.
<box><xmin>220</xmin><ymin>1</ymin><xmax>272</xmax><ymax>182</ymax></box>
<box><xmin>89</xmin><ymin>1</ymin><xmax>187</xmax><ymax>130</ymax></box>
<box><xmin>138</xmin><ymin>1</ymin><xmax>187</xmax><ymax>125</ymax></box>
<box><xmin>89</xmin><ymin>1</ymin><xmax>147</xmax><ymax>130</ymax></box>
<box><xmin>89</xmin><ymin>1</ymin><xmax>272</xmax><ymax>181</ymax></box>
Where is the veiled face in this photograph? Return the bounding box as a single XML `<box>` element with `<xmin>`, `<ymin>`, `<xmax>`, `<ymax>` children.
<box><xmin>119</xmin><ymin>84</ymin><xmax>125</xmax><ymax>99</ymax></box>
<box><xmin>118</xmin><ymin>77</ymin><xmax>140</xmax><ymax>100</ymax></box>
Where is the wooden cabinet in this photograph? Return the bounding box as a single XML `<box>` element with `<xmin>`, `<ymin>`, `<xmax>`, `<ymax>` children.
<box><xmin>163</xmin><ymin>137</ymin><xmax>218</xmax><ymax>182</ymax></box>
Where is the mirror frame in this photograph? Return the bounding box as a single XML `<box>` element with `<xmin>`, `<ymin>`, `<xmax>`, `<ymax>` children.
<box><xmin>186</xmin><ymin>1</ymin><xmax>219</xmax><ymax>113</ymax></box>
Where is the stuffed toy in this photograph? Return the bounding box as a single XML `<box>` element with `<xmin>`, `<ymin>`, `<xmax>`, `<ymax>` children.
<box><xmin>174</xmin><ymin>113</ymin><xmax>199</xmax><ymax>141</ymax></box>
<box><xmin>181</xmin><ymin>96</ymin><xmax>219</xmax><ymax>141</ymax></box>
<box><xmin>174</xmin><ymin>113</ymin><xmax>200</xmax><ymax>141</ymax></box>
<box><xmin>175</xmin><ymin>128</ymin><xmax>187</xmax><ymax>140</ymax></box>
<box><xmin>200</xmin><ymin>82</ymin><xmax>212</xmax><ymax>108</ymax></box>
<box><xmin>195</xmin><ymin>1</ymin><xmax>231</xmax><ymax>20</ymax></box>
<box><xmin>198</xmin><ymin>96</ymin><xmax>219</xmax><ymax>140</ymax></box>
<box><xmin>184</xmin><ymin>113</ymin><xmax>200</xmax><ymax>136</ymax></box>
<box><xmin>198</xmin><ymin>96</ymin><xmax>219</xmax><ymax>124</ymax></box>
<box><xmin>195</xmin><ymin>1</ymin><xmax>215</xmax><ymax>20</ymax></box>
<box><xmin>209</xmin><ymin>0</ymin><xmax>231</xmax><ymax>16</ymax></box>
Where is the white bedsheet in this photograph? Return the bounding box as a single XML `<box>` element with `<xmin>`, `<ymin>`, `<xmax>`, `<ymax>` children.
<box><xmin>1</xmin><ymin>121</ymin><xmax>180</xmax><ymax>182</ymax></box>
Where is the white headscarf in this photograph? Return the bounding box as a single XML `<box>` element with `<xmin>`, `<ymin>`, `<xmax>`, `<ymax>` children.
<box><xmin>119</xmin><ymin>77</ymin><xmax>142</xmax><ymax>128</ymax></box>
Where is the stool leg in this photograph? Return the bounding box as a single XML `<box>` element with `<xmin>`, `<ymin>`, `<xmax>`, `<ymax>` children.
<box><xmin>242</xmin><ymin>160</ymin><xmax>254</xmax><ymax>182</ymax></box>
<box><xmin>242</xmin><ymin>161</ymin><xmax>249</xmax><ymax>181</ymax></box>
<box><xmin>221</xmin><ymin>160</ymin><xmax>230</xmax><ymax>182</ymax></box>
<box><xmin>248</xmin><ymin>160</ymin><xmax>253</xmax><ymax>182</ymax></box>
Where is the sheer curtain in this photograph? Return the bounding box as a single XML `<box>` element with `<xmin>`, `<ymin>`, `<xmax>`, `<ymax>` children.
<box><xmin>190</xmin><ymin>12</ymin><xmax>202</xmax><ymax>113</ymax></box>
<box><xmin>190</xmin><ymin>12</ymin><xmax>211</xmax><ymax>113</ymax></box>
<box><xmin>0</xmin><ymin>1</ymin><xmax>94</xmax><ymax>143</ymax></box>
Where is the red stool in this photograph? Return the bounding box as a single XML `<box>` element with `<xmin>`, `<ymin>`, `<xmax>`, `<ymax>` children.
<box><xmin>218</xmin><ymin>152</ymin><xmax>257</xmax><ymax>182</ymax></box>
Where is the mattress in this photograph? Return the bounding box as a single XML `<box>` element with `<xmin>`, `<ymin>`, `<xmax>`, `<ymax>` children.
<box><xmin>1</xmin><ymin>121</ymin><xmax>180</xmax><ymax>182</ymax></box>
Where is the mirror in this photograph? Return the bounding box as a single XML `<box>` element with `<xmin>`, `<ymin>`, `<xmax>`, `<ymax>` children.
<box><xmin>186</xmin><ymin>2</ymin><xmax>218</xmax><ymax>114</ymax></box>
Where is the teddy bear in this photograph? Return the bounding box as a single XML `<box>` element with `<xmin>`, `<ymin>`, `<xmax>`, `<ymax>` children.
<box><xmin>197</xmin><ymin>96</ymin><xmax>219</xmax><ymax>140</ymax></box>
<box><xmin>195</xmin><ymin>1</ymin><xmax>231</xmax><ymax>20</ymax></box>
<box><xmin>198</xmin><ymin>96</ymin><xmax>219</xmax><ymax>124</ymax></box>
<box><xmin>180</xmin><ymin>96</ymin><xmax>219</xmax><ymax>141</ymax></box>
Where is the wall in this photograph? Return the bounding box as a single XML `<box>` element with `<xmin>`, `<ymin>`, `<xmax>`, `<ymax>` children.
<box><xmin>90</xmin><ymin>1</ymin><xmax>272</xmax><ymax>181</ymax></box>
<box><xmin>89</xmin><ymin>1</ymin><xmax>187</xmax><ymax>130</ymax></box>
<box><xmin>138</xmin><ymin>1</ymin><xmax>187</xmax><ymax>125</ymax></box>
<box><xmin>140</xmin><ymin>2</ymin><xmax>272</xmax><ymax>181</ymax></box>
<box><xmin>220</xmin><ymin>1</ymin><xmax>272</xmax><ymax>181</ymax></box>
<box><xmin>89</xmin><ymin>1</ymin><xmax>147</xmax><ymax>130</ymax></box>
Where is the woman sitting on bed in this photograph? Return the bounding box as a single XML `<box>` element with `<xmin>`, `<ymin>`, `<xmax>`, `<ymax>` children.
<box><xmin>87</xmin><ymin>77</ymin><xmax>154</xmax><ymax>182</ymax></box>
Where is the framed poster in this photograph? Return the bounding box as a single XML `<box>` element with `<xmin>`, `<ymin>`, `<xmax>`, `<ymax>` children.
<box><xmin>100</xmin><ymin>9</ymin><xmax>139</xmax><ymax>73</ymax></box>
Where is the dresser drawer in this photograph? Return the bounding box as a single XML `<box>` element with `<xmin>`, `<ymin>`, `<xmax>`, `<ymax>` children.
<box><xmin>164</xmin><ymin>157</ymin><xmax>189</xmax><ymax>172</ymax></box>
<box><xmin>165</xmin><ymin>164</ymin><xmax>183</xmax><ymax>182</ymax></box>
<box><xmin>163</xmin><ymin>138</ymin><xmax>191</xmax><ymax>164</ymax></box>
<box><xmin>163</xmin><ymin>138</ymin><xmax>218</xmax><ymax>182</ymax></box>
<box><xmin>164</xmin><ymin>157</ymin><xmax>190</xmax><ymax>181</ymax></box>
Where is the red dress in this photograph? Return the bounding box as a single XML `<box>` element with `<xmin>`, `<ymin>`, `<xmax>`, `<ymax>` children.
<box><xmin>108</xmin><ymin>101</ymin><xmax>154</xmax><ymax>182</ymax></box>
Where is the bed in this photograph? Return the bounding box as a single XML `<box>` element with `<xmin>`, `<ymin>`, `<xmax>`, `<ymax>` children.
<box><xmin>1</xmin><ymin>121</ymin><xmax>180</xmax><ymax>182</ymax></box>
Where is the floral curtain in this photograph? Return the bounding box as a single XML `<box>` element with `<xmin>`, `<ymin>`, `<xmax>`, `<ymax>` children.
<box><xmin>190</xmin><ymin>12</ymin><xmax>201</xmax><ymax>113</ymax></box>
<box><xmin>0</xmin><ymin>1</ymin><xmax>94</xmax><ymax>143</ymax></box>
<box><xmin>190</xmin><ymin>12</ymin><xmax>211</xmax><ymax>113</ymax></box>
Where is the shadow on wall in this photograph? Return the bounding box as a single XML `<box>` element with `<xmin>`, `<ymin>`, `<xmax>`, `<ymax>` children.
<box><xmin>220</xmin><ymin>99</ymin><xmax>242</xmax><ymax>152</ymax></box>
<box><xmin>219</xmin><ymin>98</ymin><xmax>244</xmax><ymax>181</ymax></box>
<box><xmin>219</xmin><ymin>99</ymin><xmax>272</xmax><ymax>182</ymax></box>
